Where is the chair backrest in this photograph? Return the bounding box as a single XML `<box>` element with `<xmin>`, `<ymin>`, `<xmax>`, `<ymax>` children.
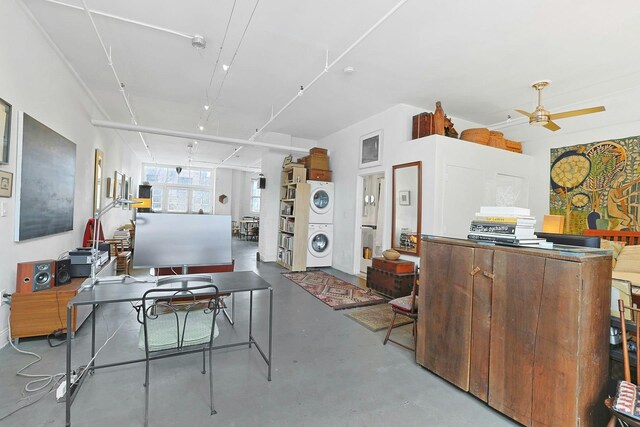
<box><xmin>140</xmin><ymin>281</ymin><xmax>220</xmax><ymax>352</ymax></box>
<box><xmin>619</xmin><ymin>299</ymin><xmax>640</xmax><ymax>383</ymax></box>
<box><xmin>408</xmin><ymin>266</ymin><xmax>419</xmax><ymax>314</ymax></box>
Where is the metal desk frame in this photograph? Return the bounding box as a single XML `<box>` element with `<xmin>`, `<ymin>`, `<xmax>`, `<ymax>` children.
<box><xmin>65</xmin><ymin>271</ymin><xmax>273</xmax><ymax>426</ymax></box>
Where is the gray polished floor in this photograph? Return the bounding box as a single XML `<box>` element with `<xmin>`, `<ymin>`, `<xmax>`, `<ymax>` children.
<box><xmin>0</xmin><ymin>238</ymin><xmax>516</xmax><ymax>426</ymax></box>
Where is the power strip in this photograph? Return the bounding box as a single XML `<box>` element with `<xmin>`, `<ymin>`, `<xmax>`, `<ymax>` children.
<box><xmin>56</xmin><ymin>367</ymin><xmax>85</xmax><ymax>403</ymax></box>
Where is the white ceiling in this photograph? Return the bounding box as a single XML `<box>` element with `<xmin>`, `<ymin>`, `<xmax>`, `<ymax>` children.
<box><xmin>20</xmin><ymin>0</ymin><xmax>640</xmax><ymax>169</ymax></box>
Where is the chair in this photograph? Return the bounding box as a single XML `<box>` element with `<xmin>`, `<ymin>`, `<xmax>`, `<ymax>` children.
<box><xmin>231</xmin><ymin>221</ymin><xmax>240</xmax><ymax>237</ymax></box>
<box><xmin>247</xmin><ymin>225</ymin><xmax>259</xmax><ymax>241</ymax></box>
<box><xmin>605</xmin><ymin>299</ymin><xmax>640</xmax><ymax>427</ymax></box>
<box><xmin>383</xmin><ymin>266</ymin><xmax>419</xmax><ymax>351</ymax></box>
<box><xmin>138</xmin><ymin>278</ymin><xmax>221</xmax><ymax>426</ymax></box>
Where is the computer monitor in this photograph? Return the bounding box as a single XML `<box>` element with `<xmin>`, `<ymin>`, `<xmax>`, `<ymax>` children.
<box><xmin>534</xmin><ymin>232</ymin><xmax>601</xmax><ymax>248</ymax></box>
<box><xmin>133</xmin><ymin>212</ymin><xmax>232</xmax><ymax>270</ymax></box>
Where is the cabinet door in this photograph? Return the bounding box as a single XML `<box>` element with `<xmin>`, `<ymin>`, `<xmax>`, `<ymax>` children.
<box><xmin>489</xmin><ymin>251</ymin><xmax>546</xmax><ymax>425</ymax></box>
<box><xmin>418</xmin><ymin>241</ymin><xmax>474</xmax><ymax>391</ymax></box>
<box><xmin>469</xmin><ymin>248</ymin><xmax>494</xmax><ymax>402</ymax></box>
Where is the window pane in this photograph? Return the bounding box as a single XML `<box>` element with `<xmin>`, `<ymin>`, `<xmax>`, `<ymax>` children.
<box><xmin>166</xmin><ymin>168</ymin><xmax>179</xmax><ymax>184</ymax></box>
<box><xmin>251</xmin><ymin>197</ymin><xmax>260</xmax><ymax>213</ymax></box>
<box><xmin>192</xmin><ymin>190</ymin><xmax>211</xmax><ymax>213</ymax></box>
<box><xmin>151</xmin><ymin>187</ymin><xmax>163</xmax><ymax>211</ymax></box>
<box><xmin>200</xmin><ymin>170</ymin><xmax>211</xmax><ymax>186</ymax></box>
<box><xmin>144</xmin><ymin>166</ymin><xmax>167</xmax><ymax>183</ymax></box>
<box><xmin>167</xmin><ymin>188</ymin><xmax>188</xmax><ymax>212</ymax></box>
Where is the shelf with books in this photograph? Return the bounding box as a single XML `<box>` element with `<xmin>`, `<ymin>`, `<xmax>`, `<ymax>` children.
<box><xmin>277</xmin><ymin>166</ymin><xmax>310</xmax><ymax>272</ymax></box>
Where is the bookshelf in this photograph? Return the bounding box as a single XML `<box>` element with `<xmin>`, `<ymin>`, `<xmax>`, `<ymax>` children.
<box><xmin>277</xmin><ymin>166</ymin><xmax>310</xmax><ymax>271</ymax></box>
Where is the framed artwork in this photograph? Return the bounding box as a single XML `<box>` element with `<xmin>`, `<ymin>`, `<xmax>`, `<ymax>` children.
<box><xmin>0</xmin><ymin>98</ymin><xmax>10</xmax><ymax>164</ymax></box>
<box><xmin>125</xmin><ymin>176</ymin><xmax>132</xmax><ymax>209</ymax></box>
<box><xmin>113</xmin><ymin>171</ymin><xmax>124</xmax><ymax>200</ymax></box>
<box><xmin>0</xmin><ymin>170</ymin><xmax>12</xmax><ymax>197</ymax></box>
<box><xmin>105</xmin><ymin>177</ymin><xmax>112</xmax><ymax>198</ymax></box>
<box><xmin>15</xmin><ymin>113</ymin><xmax>76</xmax><ymax>241</ymax></box>
<box><xmin>359</xmin><ymin>130</ymin><xmax>382</xmax><ymax>168</ymax></box>
<box><xmin>93</xmin><ymin>149</ymin><xmax>104</xmax><ymax>216</ymax></box>
<box><xmin>399</xmin><ymin>190</ymin><xmax>410</xmax><ymax>206</ymax></box>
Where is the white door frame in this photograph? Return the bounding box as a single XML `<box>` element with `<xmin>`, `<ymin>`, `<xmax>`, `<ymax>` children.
<box><xmin>352</xmin><ymin>170</ymin><xmax>386</xmax><ymax>275</ymax></box>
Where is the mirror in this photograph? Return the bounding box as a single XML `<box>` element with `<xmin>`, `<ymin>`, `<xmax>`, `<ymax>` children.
<box><xmin>392</xmin><ymin>161</ymin><xmax>422</xmax><ymax>256</ymax></box>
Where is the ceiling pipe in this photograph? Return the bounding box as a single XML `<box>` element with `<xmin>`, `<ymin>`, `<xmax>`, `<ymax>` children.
<box><xmin>44</xmin><ymin>0</ymin><xmax>194</xmax><ymax>39</ymax></box>
<box><xmin>249</xmin><ymin>0</ymin><xmax>408</xmax><ymax>141</ymax></box>
<box><xmin>79</xmin><ymin>0</ymin><xmax>153</xmax><ymax>160</ymax></box>
<box><xmin>91</xmin><ymin>119</ymin><xmax>310</xmax><ymax>154</ymax></box>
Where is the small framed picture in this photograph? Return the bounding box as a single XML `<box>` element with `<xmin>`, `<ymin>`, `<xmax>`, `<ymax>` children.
<box><xmin>105</xmin><ymin>177</ymin><xmax>112</xmax><ymax>198</ymax></box>
<box><xmin>0</xmin><ymin>170</ymin><xmax>13</xmax><ymax>197</ymax></box>
<box><xmin>359</xmin><ymin>130</ymin><xmax>382</xmax><ymax>168</ymax></box>
<box><xmin>399</xmin><ymin>190</ymin><xmax>410</xmax><ymax>206</ymax></box>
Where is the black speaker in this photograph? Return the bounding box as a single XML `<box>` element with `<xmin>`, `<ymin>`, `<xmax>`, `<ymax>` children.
<box><xmin>258</xmin><ymin>176</ymin><xmax>266</xmax><ymax>189</ymax></box>
<box><xmin>138</xmin><ymin>184</ymin><xmax>152</xmax><ymax>212</ymax></box>
<box><xmin>55</xmin><ymin>258</ymin><xmax>72</xmax><ymax>286</ymax></box>
<box><xmin>16</xmin><ymin>260</ymin><xmax>55</xmax><ymax>293</ymax></box>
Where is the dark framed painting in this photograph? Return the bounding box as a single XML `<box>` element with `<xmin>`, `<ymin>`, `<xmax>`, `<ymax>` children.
<box><xmin>359</xmin><ymin>130</ymin><xmax>382</xmax><ymax>168</ymax></box>
<box><xmin>15</xmin><ymin>113</ymin><xmax>76</xmax><ymax>241</ymax></box>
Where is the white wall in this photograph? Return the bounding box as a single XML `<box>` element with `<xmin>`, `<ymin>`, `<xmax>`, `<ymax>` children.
<box><xmin>320</xmin><ymin>104</ymin><xmax>485</xmax><ymax>273</ymax></box>
<box><xmin>0</xmin><ymin>0</ymin><xmax>141</xmax><ymax>347</ymax></box>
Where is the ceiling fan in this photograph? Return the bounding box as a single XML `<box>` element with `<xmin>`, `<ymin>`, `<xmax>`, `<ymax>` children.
<box><xmin>515</xmin><ymin>81</ymin><xmax>605</xmax><ymax>131</ymax></box>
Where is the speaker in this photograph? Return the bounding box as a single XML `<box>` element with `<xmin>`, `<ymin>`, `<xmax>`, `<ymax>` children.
<box><xmin>138</xmin><ymin>184</ymin><xmax>152</xmax><ymax>212</ymax></box>
<box><xmin>258</xmin><ymin>176</ymin><xmax>266</xmax><ymax>189</ymax></box>
<box><xmin>16</xmin><ymin>260</ymin><xmax>56</xmax><ymax>293</ymax></box>
<box><xmin>55</xmin><ymin>258</ymin><xmax>72</xmax><ymax>286</ymax></box>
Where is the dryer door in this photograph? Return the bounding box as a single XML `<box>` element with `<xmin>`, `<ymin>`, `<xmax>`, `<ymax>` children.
<box><xmin>310</xmin><ymin>188</ymin><xmax>332</xmax><ymax>215</ymax></box>
<box><xmin>308</xmin><ymin>231</ymin><xmax>332</xmax><ymax>258</ymax></box>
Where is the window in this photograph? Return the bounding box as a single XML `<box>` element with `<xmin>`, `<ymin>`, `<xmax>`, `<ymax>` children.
<box><xmin>143</xmin><ymin>164</ymin><xmax>213</xmax><ymax>213</ymax></box>
<box><xmin>251</xmin><ymin>178</ymin><xmax>261</xmax><ymax>213</ymax></box>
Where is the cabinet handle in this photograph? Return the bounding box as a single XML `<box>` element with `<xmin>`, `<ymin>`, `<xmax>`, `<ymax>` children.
<box><xmin>470</xmin><ymin>266</ymin><xmax>481</xmax><ymax>276</ymax></box>
<box><xmin>483</xmin><ymin>271</ymin><xmax>494</xmax><ymax>280</ymax></box>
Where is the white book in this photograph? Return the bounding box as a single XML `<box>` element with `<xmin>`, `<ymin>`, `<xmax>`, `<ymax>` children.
<box><xmin>479</xmin><ymin>206</ymin><xmax>531</xmax><ymax>216</ymax></box>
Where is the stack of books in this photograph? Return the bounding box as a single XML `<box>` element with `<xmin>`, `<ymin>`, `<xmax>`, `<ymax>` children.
<box><xmin>467</xmin><ymin>206</ymin><xmax>546</xmax><ymax>247</ymax></box>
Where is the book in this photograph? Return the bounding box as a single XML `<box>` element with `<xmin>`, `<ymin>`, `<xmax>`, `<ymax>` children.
<box><xmin>469</xmin><ymin>221</ymin><xmax>535</xmax><ymax>235</ymax></box>
<box><xmin>479</xmin><ymin>206</ymin><xmax>531</xmax><ymax>216</ymax></box>
<box><xmin>467</xmin><ymin>233</ymin><xmax>544</xmax><ymax>245</ymax></box>
<box><xmin>474</xmin><ymin>214</ymin><xmax>537</xmax><ymax>225</ymax></box>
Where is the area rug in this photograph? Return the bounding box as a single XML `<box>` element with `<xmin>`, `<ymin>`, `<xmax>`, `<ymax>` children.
<box><xmin>283</xmin><ymin>271</ymin><xmax>385</xmax><ymax>310</ymax></box>
<box><xmin>344</xmin><ymin>303</ymin><xmax>413</xmax><ymax>331</ymax></box>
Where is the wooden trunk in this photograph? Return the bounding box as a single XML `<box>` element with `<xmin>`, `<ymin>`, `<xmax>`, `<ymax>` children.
<box><xmin>366</xmin><ymin>267</ymin><xmax>414</xmax><ymax>299</ymax></box>
<box><xmin>412</xmin><ymin>112</ymin><xmax>434</xmax><ymax>139</ymax></box>
<box><xmin>303</xmin><ymin>153</ymin><xmax>330</xmax><ymax>170</ymax></box>
<box><xmin>371</xmin><ymin>257</ymin><xmax>415</xmax><ymax>274</ymax></box>
<box><xmin>307</xmin><ymin>169</ymin><xmax>332</xmax><ymax>181</ymax></box>
<box><xmin>417</xmin><ymin>237</ymin><xmax>611</xmax><ymax>427</ymax></box>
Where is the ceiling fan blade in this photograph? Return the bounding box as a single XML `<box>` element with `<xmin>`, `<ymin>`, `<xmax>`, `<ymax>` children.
<box><xmin>549</xmin><ymin>106</ymin><xmax>605</xmax><ymax>120</ymax></box>
<box><xmin>543</xmin><ymin>121</ymin><xmax>561</xmax><ymax>131</ymax></box>
<box><xmin>515</xmin><ymin>109</ymin><xmax>533</xmax><ymax>118</ymax></box>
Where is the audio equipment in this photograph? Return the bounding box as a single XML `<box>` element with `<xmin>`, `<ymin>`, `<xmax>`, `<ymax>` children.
<box><xmin>16</xmin><ymin>260</ymin><xmax>56</xmax><ymax>293</ymax></box>
<box><xmin>258</xmin><ymin>176</ymin><xmax>266</xmax><ymax>189</ymax></box>
<box><xmin>55</xmin><ymin>258</ymin><xmax>72</xmax><ymax>286</ymax></box>
<box><xmin>138</xmin><ymin>184</ymin><xmax>152</xmax><ymax>212</ymax></box>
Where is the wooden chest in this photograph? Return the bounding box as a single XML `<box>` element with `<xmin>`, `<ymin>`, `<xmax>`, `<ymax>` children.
<box><xmin>366</xmin><ymin>266</ymin><xmax>415</xmax><ymax>299</ymax></box>
<box><xmin>412</xmin><ymin>112</ymin><xmax>434</xmax><ymax>139</ymax></box>
<box><xmin>372</xmin><ymin>257</ymin><xmax>415</xmax><ymax>274</ymax></box>
<box><xmin>302</xmin><ymin>153</ymin><xmax>329</xmax><ymax>170</ymax></box>
<box><xmin>308</xmin><ymin>169</ymin><xmax>332</xmax><ymax>181</ymax></box>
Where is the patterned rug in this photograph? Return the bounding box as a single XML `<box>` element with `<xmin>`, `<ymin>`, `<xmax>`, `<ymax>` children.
<box><xmin>344</xmin><ymin>303</ymin><xmax>413</xmax><ymax>331</ymax></box>
<box><xmin>283</xmin><ymin>271</ymin><xmax>385</xmax><ymax>310</ymax></box>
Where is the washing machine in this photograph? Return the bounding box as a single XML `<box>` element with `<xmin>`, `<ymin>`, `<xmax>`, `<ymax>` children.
<box><xmin>308</xmin><ymin>181</ymin><xmax>334</xmax><ymax>224</ymax></box>
<box><xmin>307</xmin><ymin>223</ymin><xmax>333</xmax><ymax>267</ymax></box>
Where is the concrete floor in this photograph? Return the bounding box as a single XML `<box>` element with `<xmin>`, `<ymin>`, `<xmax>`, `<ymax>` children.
<box><xmin>0</xmin><ymin>238</ymin><xmax>517</xmax><ymax>426</ymax></box>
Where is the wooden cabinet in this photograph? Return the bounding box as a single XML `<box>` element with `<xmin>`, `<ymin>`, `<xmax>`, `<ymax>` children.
<box><xmin>10</xmin><ymin>259</ymin><xmax>116</xmax><ymax>339</ymax></box>
<box><xmin>417</xmin><ymin>237</ymin><xmax>611</xmax><ymax>427</ymax></box>
<box><xmin>366</xmin><ymin>267</ymin><xmax>414</xmax><ymax>299</ymax></box>
<box><xmin>277</xmin><ymin>166</ymin><xmax>310</xmax><ymax>271</ymax></box>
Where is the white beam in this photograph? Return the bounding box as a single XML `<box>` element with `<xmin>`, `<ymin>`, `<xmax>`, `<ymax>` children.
<box><xmin>91</xmin><ymin>119</ymin><xmax>310</xmax><ymax>154</ymax></box>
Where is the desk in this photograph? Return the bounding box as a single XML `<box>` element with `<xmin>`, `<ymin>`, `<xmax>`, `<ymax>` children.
<box><xmin>65</xmin><ymin>271</ymin><xmax>273</xmax><ymax>426</ymax></box>
<box><xmin>239</xmin><ymin>219</ymin><xmax>259</xmax><ymax>240</ymax></box>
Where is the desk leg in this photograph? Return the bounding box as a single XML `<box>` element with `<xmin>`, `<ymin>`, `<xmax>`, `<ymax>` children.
<box><xmin>268</xmin><ymin>287</ymin><xmax>273</xmax><ymax>381</ymax></box>
<box><xmin>65</xmin><ymin>306</ymin><xmax>72</xmax><ymax>426</ymax></box>
<box><xmin>249</xmin><ymin>290</ymin><xmax>253</xmax><ymax>348</ymax></box>
<box><xmin>90</xmin><ymin>304</ymin><xmax>96</xmax><ymax>373</ymax></box>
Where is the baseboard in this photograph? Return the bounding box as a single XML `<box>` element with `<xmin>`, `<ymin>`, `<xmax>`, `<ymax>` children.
<box><xmin>0</xmin><ymin>326</ymin><xmax>9</xmax><ymax>349</ymax></box>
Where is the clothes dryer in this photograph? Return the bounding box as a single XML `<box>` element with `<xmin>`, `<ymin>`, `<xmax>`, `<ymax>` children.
<box><xmin>307</xmin><ymin>223</ymin><xmax>333</xmax><ymax>267</ymax></box>
<box><xmin>308</xmin><ymin>181</ymin><xmax>334</xmax><ymax>224</ymax></box>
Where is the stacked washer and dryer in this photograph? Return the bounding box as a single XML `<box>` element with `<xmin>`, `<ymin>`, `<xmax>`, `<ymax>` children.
<box><xmin>307</xmin><ymin>181</ymin><xmax>334</xmax><ymax>267</ymax></box>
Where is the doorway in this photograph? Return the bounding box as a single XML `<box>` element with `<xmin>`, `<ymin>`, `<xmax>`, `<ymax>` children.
<box><xmin>356</xmin><ymin>172</ymin><xmax>385</xmax><ymax>277</ymax></box>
